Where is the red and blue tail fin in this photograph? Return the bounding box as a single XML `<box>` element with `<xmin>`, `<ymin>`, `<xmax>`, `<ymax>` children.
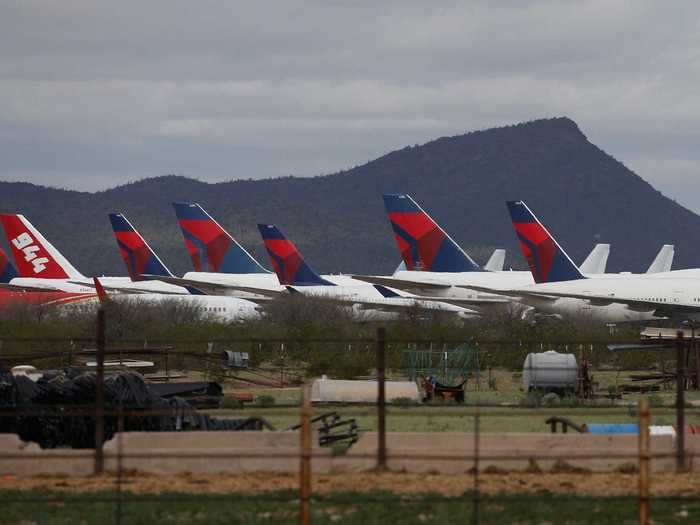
<box><xmin>172</xmin><ymin>202</ymin><xmax>269</xmax><ymax>274</ymax></box>
<box><xmin>0</xmin><ymin>248</ymin><xmax>18</xmax><ymax>283</ymax></box>
<box><xmin>109</xmin><ymin>213</ymin><xmax>173</xmax><ymax>280</ymax></box>
<box><xmin>382</xmin><ymin>194</ymin><xmax>481</xmax><ymax>272</ymax></box>
<box><xmin>506</xmin><ymin>201</ymin><xmax>585</xmax><ymax>283</ymax></box>
<box><xmin>0</xmin><ymin>214</ymin><xmax>85</xmax><ymax>279</ymax></box>
<box><xmin>257</xmin><ymin>224</ymin><xmax>334</xmax><ymax>286</ymax></box>
<box><xmin>93</xmin><ymin>277</ymin><xmax>108</xmax><ymax>303</ymax></box>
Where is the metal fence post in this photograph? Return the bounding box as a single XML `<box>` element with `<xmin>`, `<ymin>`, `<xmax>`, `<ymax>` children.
<box><xmin>115</xmin><ymin>409</ymin><xmax>124</xmax><ymax>525</ymax></box>
<box><xmin>676</xmin><ymin>331</ymin><xmax>686</xmax><ymax>472</ymax></box>
<box><xmin>94</xmin><ymin>307</ymin><xmax>105</xmax><ymax>475</ymax></box>
<box><xmin>472</xmin><ymin>408</ymin><xmax>481</xmax><ymax>525</ymax></box>
<box><xmin>638</xmin><ymin>398</ymin><xmax>650</xmax><ymax>525</ymax></box>
<box><xmin>376</xmin><ymin>327</ymin><xmax>387</xmax><ymax>470</ymax></box>
<box><xmin>299</xmin><ymin>383</ymin><xmax>312</xmax><ymax>525</ymax></box>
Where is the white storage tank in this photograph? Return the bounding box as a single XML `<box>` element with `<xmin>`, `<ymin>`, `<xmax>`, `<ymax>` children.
<box><xmin>311</xmin><ymin>376</ymin><xmax>420</xmax><ymax>403</ymax></box>
<box><xmin>522</xmin><ymin>351</ymin><xmax>577</xmax><ymax>392</ymax></box>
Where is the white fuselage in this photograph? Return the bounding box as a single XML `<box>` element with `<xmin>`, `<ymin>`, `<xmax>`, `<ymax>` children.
<box><xmin>181</xmin><ymin>272</ymin><xmax>357</xmax><ymax>291</ymax></box>
<box><xmin>387</xmin><ymin>270</ymin><xmax>534</xmax><ymax>302</ymax></box>
<box><xmin>180</xmin><ymin>272</ymin><xmax>476</xmax><ymax>317</ymax></box>
<box><xmin>9</xmin><ymin>276</ymin><xmax>189</xmax><ymax>294</ymax></box>
<box><xmin>510</xmin><ymin>273</ymin><xmax>700</xmax><ymax>323</ymax></box>
<box><xmin>58</xmin><ymin>292</ymin><xmax>261</xmax><ymax>321</ymax></box>
<box><xmin>370</xmin><ymin>269</ymin><xmax>700</xmax><ymax>323</ymax></box>
<box><xmin>291</xmin><ymin>284</ymin><xmax>477</xmax><ymax>318</ymax></box>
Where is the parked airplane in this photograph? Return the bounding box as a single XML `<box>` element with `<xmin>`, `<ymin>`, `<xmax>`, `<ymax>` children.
<box><xmin>0</xmin><ymin>214</ymin><xmax>185</xmax><ymax>294</ymax></box>
<box><xmin>145</xmin><ymin>202</ymin><xmax>361</xmax><ymax>296</ymax></box>
<box><xmin>91</xmin><ymin>277</ymin><xmax>261</xmax><ymax>322</ymax></box>
<box><xmin>464</xmin><ymin>201</ymin><xmax>699</xmax><ymax>322</ymax></box>
<box><xmin>0</xmin><ymin>246</ymin><xmax>98</xmax><ymax>308</ymax></box>
<box><xmin>352</xmin><ymin>194</ymin><xmax>618</xmax><ymax>308</ymax></box>
<box><xmin>136</xmin><ymin>202</ymin><xmax>473</xmax><ymax>318</ymax></box>
<box><xmin>255</xmin><ymin>223</ymin><xmax>479</xmax><ymax>318</ymax></box>
<box><xmin>107</xmin><ymin>212</ymin><xmax>202</xmax><ymax>294</ymax></box>
<box><xmin>0</xmin><ymin>213</ymin><xmax>262</xmax><ymax>321</ymax></box>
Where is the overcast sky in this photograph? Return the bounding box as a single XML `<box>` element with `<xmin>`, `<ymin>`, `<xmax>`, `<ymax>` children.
<box><xmin>2</xmin><ymin>1</ymin><xmax>700</xmax><ymax>213</ymax></box>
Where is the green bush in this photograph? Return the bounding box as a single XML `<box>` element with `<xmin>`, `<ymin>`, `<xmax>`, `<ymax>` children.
<box><xmin>305</xmin><ymin>350</ymin><xmax>370</xmax><ymax>380</ymax></box>
<box><xmin>647</xmin><ymin>394</ymin><xmax>665</xmax><ymax>408</ymax></box>
<box><xmin>519</xmin><ymin>390</ymin><xmax>542</xmax><ymax>408</ymax></box>
<box><xmin>560</xmin><ymin>394</ymin><xmax>580</xmax><ymax>407</ymax></box>
<box><xmin>255</xmin><ymin>395</ymin><xmax>276</xmax><ymax>407</ymax></box>
<box><xmin>542</xmin><ymin>392</ymin><xmax>561</xmax><ymax>406</ymax></box>
<box><xmin>392</xmin><ymin>396</ymin><xmax>418</xmax><ymax>408</ymax></box>
<box><xmin>220</xmin><ymin>396</ymin><xmax>243</xmax><ymax>409</ymax></box>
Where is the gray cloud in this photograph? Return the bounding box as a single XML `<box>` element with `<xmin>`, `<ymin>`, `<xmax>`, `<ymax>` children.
<box><xmin>1</xmin><ymin>0</ymin><xmax>699</xmax><ymax>213</ymax></box>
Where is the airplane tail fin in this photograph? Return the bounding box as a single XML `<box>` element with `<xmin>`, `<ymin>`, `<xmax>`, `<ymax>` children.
<box><xmin>0</xmin><ymin>214</ymin><xmax>86</xmax><ymax>279</ymax></box>
<box><xmin>484</xmin><ymin>249</ymin><xmax>506</xmax><ymax>272</ymax></box>
<box><xmin>172</xmin><ymin>202</ymin><xmax>269</xmax><ymax>274</ymax></box>
<box><xmin>506</xmin><ymin>201</ymin><xmax>585</xmax><ymax>283</ymax></box>
<box><xmin>382</xmin><ymin>194</ymin><xmax>481</xmax><ymax>272</ymax></box>
<box><xmin>257</xmin><ymin>224</ymin><xmax>334</xmax><ymax>286</ymax></box>
<box><xmin>109</xmin><ymin>213</ymin><xmax>173</xmax><ymax>281</ymax></box>
<box><xmin>579</xmin><ymin>243</ymin><xmax>610</xmax><ymax>275</ymax></box>
<box><xmin>93</xmin><ymin>277</ymin><xmax>107</xmax><ymax>303</ymax></box>
<box><xmin>646</xmin><ymin>244</ymin><xmax>675</xmax><ymax>274</ymax></box>
<box><xmin>0</xmin><ymin>248</ymin><xmax>18</xmax><ymax>283</ymax></box>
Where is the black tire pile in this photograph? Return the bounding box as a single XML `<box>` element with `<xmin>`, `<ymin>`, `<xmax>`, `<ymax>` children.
<box><xmin>0</xmin><ymin>368</ymin><xmax>264</xmax><ymax>448</ymax></box>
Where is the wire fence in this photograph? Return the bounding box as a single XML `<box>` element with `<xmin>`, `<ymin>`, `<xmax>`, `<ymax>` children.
<box><xmin>1</xmin><ymin>312</ymin><xmax>700</xmax><ymax>524</ymax></box>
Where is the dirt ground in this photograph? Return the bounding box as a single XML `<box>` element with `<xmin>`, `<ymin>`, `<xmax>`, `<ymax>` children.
<box><xmin>3</xmin><ymin>471</ymin><xmax>700</xmax><ymax>497</ymax></box>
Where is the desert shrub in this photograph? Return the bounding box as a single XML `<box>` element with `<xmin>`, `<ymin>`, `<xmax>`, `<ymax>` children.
<box><xmin>220</xmin><ymin>396</ymin><xmax>243</xmax><ymax>409</ymax></box>
<box><xmin>392</xmin><ymin>396</ymin><xmax>418</xmax><ymax>408</ymax></box>
<box><xmin>519</xmin><ymin>390</ymin><xmax>542</xmax><ymax>408</ymax></box>
<box><xmin>560</xmin><ymin>394</ymin><xmax>580</xmax><ymax>407</ymax></box>
<box><xmin>648</xmin><ymin>394</ymin><xmax>665</xmax><ymax>407</ymax></box>
<box><xmin>305</xmin><ymin>347</ymin><xmax>371</xmax><ymax>380</ymax></box>
<box><xmin>542</xmin><ymin>392</ymin><xmax>561</xmax><ymax>406</ymax></box>
<box><xmin>256</xmin><ymin>395</ymin><xmax>276</xmax><ymax>407</ymax></box>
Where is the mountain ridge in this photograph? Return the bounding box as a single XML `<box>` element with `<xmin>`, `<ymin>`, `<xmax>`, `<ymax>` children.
<box><xmin>1</xmin><ymin>117</ymin><xmax>697</xmax><ymax>277</ymax></box>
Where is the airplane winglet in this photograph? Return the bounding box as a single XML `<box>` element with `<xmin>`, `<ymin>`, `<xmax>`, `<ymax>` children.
<box><xmin>374</xmin><ymin>284</ymin><xmax>401</xmax><ymax>298</ymax></box>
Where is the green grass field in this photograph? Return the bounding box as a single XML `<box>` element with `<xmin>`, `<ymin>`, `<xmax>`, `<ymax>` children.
<box><xmin>0</xmin><ymin>490</ymin><xmax>697</xmax><ymax>524</ymax></box>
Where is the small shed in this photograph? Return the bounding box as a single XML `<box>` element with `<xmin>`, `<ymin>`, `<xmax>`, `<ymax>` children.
<box><xmin>522</xmin><ymin>351</ymin><xmax>577</xmax><ymax>392</ymax></box>
<box><xmin>311</xmin><ymin>377</ymin><xmax>420</xmax><ymax>403</ymax></box>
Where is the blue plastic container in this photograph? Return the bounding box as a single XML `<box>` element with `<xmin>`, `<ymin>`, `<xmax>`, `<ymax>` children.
<box><xmin>586</xmin><ymin>423</ymin><xmax>639</xmax><ymax>434</ymax></box>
